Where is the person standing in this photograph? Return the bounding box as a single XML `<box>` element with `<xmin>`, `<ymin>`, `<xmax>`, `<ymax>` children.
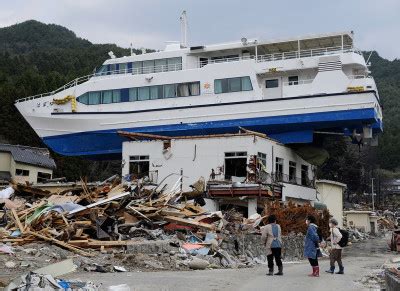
<box><xmin>261</xmin><ymin>215</ymin><xmax>283</xmax><ymax>276</ymax></box>
<box><xmin>304</xmin><ymin>215</ymin><xmax>321</xmax><ymax>277</ymax></box>
<box><xmin>325</xmin><ymin>218</ymin><xmax>344</xmax><ymax>274</ymax></box>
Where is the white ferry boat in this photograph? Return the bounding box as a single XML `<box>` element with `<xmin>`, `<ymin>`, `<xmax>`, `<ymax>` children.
<box><xmin>15</xmin><ymin>18</ymin><xmax>382</xmax><ymax>158</ymax></box>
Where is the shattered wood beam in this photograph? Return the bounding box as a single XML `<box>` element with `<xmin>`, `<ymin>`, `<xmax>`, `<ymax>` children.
<box><xmin>238</xmin><ymin>126</ymin><xmax>267</xmax><ymax>138</ymax></box>
<box><xmin>27</xmin><ymin>231</ymin><xmax>94</xmax><ymax>257</ymax></box>
<box><xmin>118</xmin><ymin>131</ymin><xmax>172</xmax><ymax>140</ymax></box>
<box><xmin>11</xmin><ymin>209</ymin><xmax>25</xmax><ymax>234</ymax></box>
<box><xmin>163</xmin><ymin>216</ymin><xmax>215</xmax><ymax>230</ymax></box>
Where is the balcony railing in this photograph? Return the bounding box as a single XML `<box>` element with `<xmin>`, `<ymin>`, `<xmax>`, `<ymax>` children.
<box><xmin>271</xmin><ymin>172</ymin><xmax>313</xmax><ymax>188</ymax></box>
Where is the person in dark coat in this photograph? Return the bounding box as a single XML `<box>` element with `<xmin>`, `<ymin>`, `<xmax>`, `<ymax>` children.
<box><xmin>304</xmin><ymin>215</ymin><xmax>321</xmax><ymax>277</ymax></box>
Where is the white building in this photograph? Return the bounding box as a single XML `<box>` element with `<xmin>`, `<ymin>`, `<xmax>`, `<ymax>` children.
<box><xmin>121</xmin><ymin>132</ymin><xmax>317</xmax><ymax>215</ymax></box>
<box><xmin>316</xmin><ymin>180</ymin><xmax>346</xmax><ymax>227</ymax></box>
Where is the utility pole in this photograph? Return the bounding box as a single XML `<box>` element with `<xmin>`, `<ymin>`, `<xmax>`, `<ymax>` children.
<box><xmin>371</xmin><ymin>177</ymin><xmax>375</xmax><ymax>212</ymax></box>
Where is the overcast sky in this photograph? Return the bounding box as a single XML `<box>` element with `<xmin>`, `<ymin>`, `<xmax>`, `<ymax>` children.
<box><xmin>1</xmin><ymin>0</ymin><xmax>399</xmax><ymax>60</ymax></box>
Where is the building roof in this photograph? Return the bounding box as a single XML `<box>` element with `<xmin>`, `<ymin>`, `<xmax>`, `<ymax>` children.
<box><xmin>316</xmin><ymin>180</ymin><xmax>347</xmax><ymax>188</ymax></box>
<box><xmin>344</xmin><ymin>211</ymin><xmax>374</xmax><ymax>215</ymax></box>
<box><xmin>0</xmin><ymin>144</ymin><xmax>56</xmax><ymax>169</ymax></box>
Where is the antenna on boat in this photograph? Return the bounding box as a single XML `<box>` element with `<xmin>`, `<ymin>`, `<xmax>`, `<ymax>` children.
<box><xmin>130</xmin><ymin>43</ymin><xmax>136</xmax><ymax>56</ymax></box>
<box><xmin>180</xmin><ymin>10</ymin><xmax>188</xmax><ymax>48</ymax></box>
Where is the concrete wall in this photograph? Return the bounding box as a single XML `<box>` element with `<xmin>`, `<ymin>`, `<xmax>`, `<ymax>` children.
<box><xmin>122</xmin><ymin>136</ymin><xmax>315</xmax><ymax>202</ymax></box>
<box><xmin>282</xmin><ymin>183</ymin><xmax>316</xmax><ymax>202</ymax></box>
<box><xmin>0</xmin><ymin>152</ymin><xmax>11</xmax><ymax>172</ymax></box>
<box><xmin>346</xmin><ymin>213</ymin><xmax>372</xmax><ymax>232</ymax></box>
<box><xmin>221</xmin><ymin>233</ymin><xmax>305</xmax><ymax>261</ymax></box>
<box><xmin>316</xmin><ymin>181</ymin><xmax>345</xmax><ymax>227</ymax></box>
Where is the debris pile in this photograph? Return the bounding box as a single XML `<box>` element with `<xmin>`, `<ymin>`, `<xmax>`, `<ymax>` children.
<box><xmin>262</xmin><ymin>200</ymin><xmax>330</xmax><ymax>238</ymax></box>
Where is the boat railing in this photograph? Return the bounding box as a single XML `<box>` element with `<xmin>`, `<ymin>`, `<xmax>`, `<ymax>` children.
<box><xmin>15</xmin><ymin>63</ymin><xmax>183</xmax><ymax>103</ymax></box>
<box><xmin>257</xmin><ymin>45</ymin><xmax>356</xmax><ymax>63</ymax></box>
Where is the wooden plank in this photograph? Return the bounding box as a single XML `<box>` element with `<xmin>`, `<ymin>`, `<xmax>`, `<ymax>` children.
<box><xmin>27</xmin><ymin>231</ymin><xmax>94</xmax><ymax>257</ymax></box>
<box><xmin>11</xmin><ymin>209</ymin><xmax>25</xmax><ymax>233</ymax></box>
<box><xmin>163</xmin><ymin>216</ymin><xmax>215</xmax><ymax>230</ymax></box>
<box><xmin>87</xmin><ymin>240</ymin><xmax>127</xmax><ymax>247</ymax></box>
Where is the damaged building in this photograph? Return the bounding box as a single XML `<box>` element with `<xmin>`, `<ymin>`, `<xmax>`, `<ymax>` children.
<box><xmin>121</xmin><ymin>131</ymin><xmax>317</xmax><ymax>217</ymax></box>
<box><xmin>0</xmin><ymin>144</ymin><xmax>56</xmax><ymax>185</ymax></box>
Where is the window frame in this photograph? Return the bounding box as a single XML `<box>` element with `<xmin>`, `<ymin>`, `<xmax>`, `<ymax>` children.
<box><xmin>266</xmin><ymin>79</ymin><xmax>279</xmax><ymax>88</ymax></box>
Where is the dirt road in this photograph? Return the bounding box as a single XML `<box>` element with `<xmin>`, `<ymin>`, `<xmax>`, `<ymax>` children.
<box><xmin>65</xmin><ymin>237</ymin><xmax>396</xmax><ymax>291</ymax></box>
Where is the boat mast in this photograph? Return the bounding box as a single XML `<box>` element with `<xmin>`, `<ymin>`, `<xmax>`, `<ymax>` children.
<box><xmin>180</xmin><ymin>10</ymin><xmax>188</xmax><ymax>48</ymax></box>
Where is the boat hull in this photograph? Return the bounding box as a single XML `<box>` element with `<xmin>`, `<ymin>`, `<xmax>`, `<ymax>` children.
<box><xmin>16</xmin><ymin>91</ymin><xmax>383</xmax><ymax>158</ymax></box>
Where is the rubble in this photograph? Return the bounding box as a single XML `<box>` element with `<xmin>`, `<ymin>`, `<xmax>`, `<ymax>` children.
<box><xmin>0</xmin><ymin>174</ymin><xmax>328</xmax><ymax>287</ymax></box>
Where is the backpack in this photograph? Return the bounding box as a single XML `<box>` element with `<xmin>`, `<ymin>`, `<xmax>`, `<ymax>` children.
<box><xmin>337</xmin><ymin>228</ymin><xmax>349</xmax><ymax>247</ymax></box>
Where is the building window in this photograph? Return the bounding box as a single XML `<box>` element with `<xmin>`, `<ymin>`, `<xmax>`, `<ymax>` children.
<box><xmin>301</xmin><ymin>165</ymin><xmax>309</xmax><ymax>186</ymax></box>
<box><xmin>37</xmin><ymin>172</ymin><xmax>51</xmax><ymax>183</ymax></box>
<box><xmin>129</xmin><ymin>155</ymin><xmax>150</xmax><ymax>178</ymax></box>
<box><xmin>288</xmin><ymin>76</ymin><xmax>299</xmax><ymax>86</ymax></box>
<box><xmin>275</xmin><ymin>157</ymin><xmax>284</xmax><ymax>182</ymax></box>
<box><xmin>289</xmin><ymin>161</ymin><xmax>297</xmax><ymax>183</ymax></box>
<box><xmin>257</xmin><ymin>152</ymin><xmax>267</xmax><ymax>172</ymax></box>
<box><xmin>15</xmin><ymin>169</ymin><xmax>29</xmax><ymax>176</ymax></box>
<box><xmin>225</xmin><ymin>152</ymin><xmax>247</xmax><ymax>181</ymax></box>
<box><xmin>266</xmin><ymin>79</ymin><xmax>279</xmax><ymax>88</ymax></box>
<box><xmin>214</xmin><ymin>76</ymin><xmax>253</xmax><ymax>94</ymax></box>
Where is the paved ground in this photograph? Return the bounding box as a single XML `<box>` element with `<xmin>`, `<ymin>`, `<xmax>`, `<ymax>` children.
<box><xmin>65</xmin><ymin>237</ymin><xmax>396</xmax><ymax>291</ymax></box>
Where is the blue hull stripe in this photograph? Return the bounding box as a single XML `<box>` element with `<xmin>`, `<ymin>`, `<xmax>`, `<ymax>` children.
<box><xmin>43</xmin><ymin>108</ymin><xmax>380</xmax><ymax>157</ymax></box>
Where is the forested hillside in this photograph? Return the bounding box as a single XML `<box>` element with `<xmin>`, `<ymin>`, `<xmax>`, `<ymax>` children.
<box><xmin>0</xmin><ymin>20</ymin><xmax>399</xmax><ymax>186</ymax></box>
<box><xmin>0</xmin><ymin>20</ymin><xmax>137</xmax><ymax>180</ymax></box>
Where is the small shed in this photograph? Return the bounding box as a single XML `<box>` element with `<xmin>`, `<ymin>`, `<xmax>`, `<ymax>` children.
<box><xmin>316</xmin><ymin>180</ymin><xmax>346</xmax><ymax>227</ymax></box>
<box><xmin>344</xmin><ymin>211</ymin><xmax>378</xmax><ymax>234</ymax></box>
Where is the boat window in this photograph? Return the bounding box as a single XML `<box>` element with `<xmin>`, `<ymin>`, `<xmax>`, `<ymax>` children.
<box><xmin>266</xmin><ymin>79</ymin><xmax>279</xmax><ymax>88</ymax></box>
<box><xmin>155</xmin><ymin>59</ymin><xmax>167</xmax><ymax>73</ymax></box>
<box><xmin>129</xmin><ymin>88</ymin><xmax>138</xmax><ymax>101</ymax></box>
<box><xmin>110</xmin><ymin>64</ymin><xmax>117</xmax><ymax>73</ymax></box>
<box><xmin>119</xmin><ymin>63</ymin><xmax>127</xmax><ymax>74</ymax></box>
<box><xmin>214</xmin><ymin>77</ymin><xmax>252</xmax><ymax>94</ymax></box>
<box><xmin>102</xmin><ymin>90</ymin><xmax>113</xmax><ymax>104</ymax></box>
<box><xmin>138</xmin><ymin>87</ymin><xmax>150</xmax><ymax>101</ymax></box>
<box><xmin>78</xmin><ymin>93</ymin><xmax>89</xmax><ymax>104</ymax></box>
<box><xmin>241</xmin><ymin>77</ymin><xmax>253</xmax><ymax>91</ymax></box>
<box><xmin>189</xmin><ymin>82</ymin><xmax>200</xmax><ymax>96</ymax></box>
<box><xmin>167</xmin><ymin>57</ymin><xmax>182</xmax><ymax>71</ymax></box>
<box><xmin>132</xmin><ymin>61</ymin><xmax>143</xmax><ymax>74</ymax></box>
<box><xmin>164</xmin><ymin>84</ymin><xmax>177</xmax><ymax>98</ymax></box>
<box><xmin>177</xmin><ymin>83</ymin><xmax>190</xmax><ymax>97</ymax></box>
<box><xmin>150</xmin><ymin>86</ymin><xmax>163</xmax><ymax>100</ymax></box>
<box><xmin>95</xmin><ymin>65</ymin><xmax>108</xmax><ymax>76</ymax></box>
<box><xmin>88</xmin><ymin>92</ymin><xmax>101</xmax><ymax>105</ymax></box>
<box><xmin>143</xmin><ymin>60</ymin><xmax>155</xmax><ymax>74</ymax></box>
<box><xmin>229</xmin><ymin>77</ymin><xmax>241</xmax><ymax>92</ymax></box>
<box><xmin>77</xmin><ymin>81</ymin><xmax>200</xmax><ymax>105</ymax></box>
<box><xmin>288</xmin><ymin>76</ymin><xmax>299</xmax><ymax>86</ymax></box>
<box><xmin>112</xmin><ymin>90</ymin><xmax>121</xmax><ymax>103</ymax></box>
